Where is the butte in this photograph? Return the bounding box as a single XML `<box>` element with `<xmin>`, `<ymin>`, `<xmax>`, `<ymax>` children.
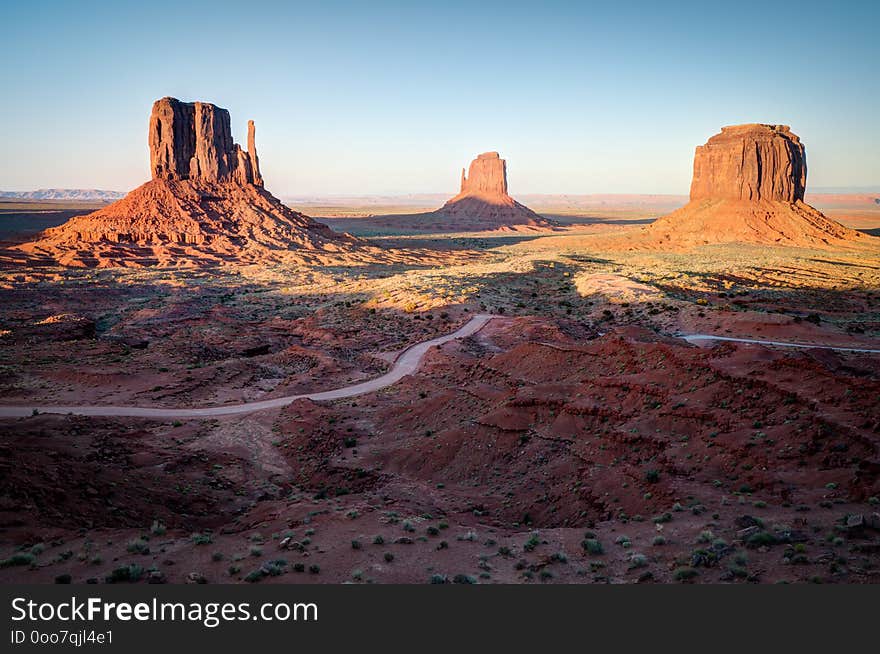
<box><xmin>417</xmin><ymin>152</ymin><xmax>553</xmax><ymax>231</ymax></box>
<box><xmin>12</xmin><ymin>97</ymin><xmax>360</xmax><ymax>267</ymax></box>
<box><xmin>643</xmin><ymin>124</ymin><xmax>865</xmax><ymax>249</ymax></box>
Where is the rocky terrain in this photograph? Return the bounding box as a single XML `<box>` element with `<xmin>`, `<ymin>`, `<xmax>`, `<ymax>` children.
<box><xmin>0</xmin><ymin>108</ymin><xmax>878</xmax><ymax>584</ymax></box>
<box><xmin>1</xmin><ymin>227</ymin><xmax>879</xmax><ymax>584</ymax></box>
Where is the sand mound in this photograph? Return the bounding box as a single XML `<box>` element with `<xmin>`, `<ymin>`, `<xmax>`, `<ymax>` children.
<box><xmin>645</xmin><ymin>198</ymin><xmax>863</xmax><ymax>249</ymax></box>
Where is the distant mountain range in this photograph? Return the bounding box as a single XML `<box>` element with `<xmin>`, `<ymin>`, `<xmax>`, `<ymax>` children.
<box><xmin>0</xmin><ymin>189</ymin><xmax>124</xmax><ymax>201</ymax></box>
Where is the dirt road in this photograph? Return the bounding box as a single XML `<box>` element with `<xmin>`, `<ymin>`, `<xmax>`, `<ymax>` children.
<box><xmin>1</xmin><ymin>315</ymin><xmax>877</xmax><ymax>419</ymax></box>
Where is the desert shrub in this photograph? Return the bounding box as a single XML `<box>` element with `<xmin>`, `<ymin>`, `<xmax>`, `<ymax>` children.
<box><xmin>105</xmin><ymin>564</ymin><xmax>143</xmax><ymax>584</ymax></box>
<box><xmin>126</xmin><ymin>539</ymin><xmax>150</xmax><ymax>555</ymax></box>
<box><xmin>746</xmin><ymin>531</ymin><xmax>777</xmax><ymax>548</ymax></box>
<box><xmin>263</xmin><ymin>560</ymin><xmax>287</xmax><ymax>576</ymax></box>
<box><xmin>1</xmin><ymin>553</ymin><xmax>36</xmax><ymax>568</ymax></box>
<box><xmin>244</xmin><ymin>569</ymin><xmax>265</xmax><ymax>583</ymax></box>
<box><xmin>452</xmin><ymin>574</ymin><xmax>477</xmax><ymax>584</ymax></box>
<box><xmin>629</xmin><ymin>553</ymin><xmax>648</xmax><ymax>569</ymax></box>
<box><xmin>581</xmin><ymin>539</ymin><xmax>604</xmax><ymax>555</ymax></box>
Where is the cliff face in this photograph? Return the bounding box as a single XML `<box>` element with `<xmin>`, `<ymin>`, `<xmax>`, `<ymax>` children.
<box><xmin>459</xmin><ymin>152</ymin><xmax>509</xmax><ymax>197</ymax></box>
<box><xmin>689</xmin><ymin>124</ymin><xmax>806</xmax><ymax>203</ymax></box>
<box><xmin>148</xmin><ymin>97</ymin><xmax>262</xmax><ymax>186</ymax></box>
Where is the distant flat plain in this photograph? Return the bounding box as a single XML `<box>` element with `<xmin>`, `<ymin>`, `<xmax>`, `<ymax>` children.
<box><xmin>2</xmin><ymin>193</ymin><xmax>878</xmax><ymax>242</ymax></box>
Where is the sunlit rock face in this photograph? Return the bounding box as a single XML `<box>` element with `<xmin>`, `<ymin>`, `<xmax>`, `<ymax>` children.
<box><xmin>689</xmin><ymin>124</ymin><xmax>806</xmax><ymax>203</ymax></box>
<box><xmin>149</xmin><ymin>97</ymin><xmax>263</xmax><ymax>186</ymax></box>
<box><xmin>458</xmin><ymin>151</ymin><xmax>509</xmax><ymax>198</ymax></box>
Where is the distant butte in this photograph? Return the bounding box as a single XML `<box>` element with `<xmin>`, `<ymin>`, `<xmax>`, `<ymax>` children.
<box><xmin>427</xmin><ymin>152</ymin><xmax>554</xmax><ymax>231</ymax></box>
<box><xmin>12</xmin><ymin>97</ymin><xmax>358</xmax><ymax>267</ymax></box>
<box><xmin>644</xmin><ymin>124</ymin><xmax>863</xmax><ymax>248</ymax></box>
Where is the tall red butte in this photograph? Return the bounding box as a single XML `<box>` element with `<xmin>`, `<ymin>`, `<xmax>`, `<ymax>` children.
<box><xmin>14</xmin><ymin>97</ymin><xmax>356</xmax><ymax>267</ymax></box>
<box><xmin>646</xmin><ymin>124</ymin><xmax>863</xmax><ymax>248</ymax></box>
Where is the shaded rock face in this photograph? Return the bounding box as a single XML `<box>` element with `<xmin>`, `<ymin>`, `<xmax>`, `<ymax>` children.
<box><xmin>459</xmin><ymin>151</ymin><xmax>508</xmax><ymax>197</ymax></box>
<box><xmin>149</xmin><ymin>97</ymin><xmax>262</xmax><ymax>186</ymax></box>
<box><xmin>690</xmin><ymin>124</ymin><xmax>806</xmax><ymax>203</ymax></box>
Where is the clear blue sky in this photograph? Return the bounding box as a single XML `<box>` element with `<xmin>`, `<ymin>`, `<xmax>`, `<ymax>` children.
<box><xmin>2</xmin><ymin>0</ymin><xmax>878</xmax><ymax>195</ymax></box>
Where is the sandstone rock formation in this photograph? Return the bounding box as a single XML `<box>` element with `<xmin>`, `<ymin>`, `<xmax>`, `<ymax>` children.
<box><xmin>149</xmin><ymin>97</ymin><xmax>263</xmax><ymax>186</ymax></box>
<box><xmin>459</xmin><ymin>151</ymin><xmax>509</xmax><ymax>196</ymax></box>
<box><xmin>689</xmin><ymin>124</ymin><xmax>806</xmax><ymax>203</ymax></box>
<box><xmin>412</xmin><ymin>152</ymin><xmax>553</xmax><ymax>231</ymax></box>
<box><xmin>13</xmin><ymin>98</ymin><xmax>360</xmax><ymax>267</ymax></box>
<box><xmin>645</xmin><ymin>124</ymin><xmax>863</xmax><ymax>248</ymax></box>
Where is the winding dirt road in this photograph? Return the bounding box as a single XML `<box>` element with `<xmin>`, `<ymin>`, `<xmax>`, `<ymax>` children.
<box><xmin>0</xmin><ymin>314</ymin><xmax>496</xmax><ymax>419</ymax></box>
<box><xmin>1</xmin><ymin>313</ymin><xmax>877</xmax><ymax>419</ymax></box>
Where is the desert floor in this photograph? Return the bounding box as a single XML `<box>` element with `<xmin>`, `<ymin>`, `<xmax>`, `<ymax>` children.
<box><xmin>1</xmin><ymin>197</ymin><xmax>879</xmax><ymax>584</ymax></box>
